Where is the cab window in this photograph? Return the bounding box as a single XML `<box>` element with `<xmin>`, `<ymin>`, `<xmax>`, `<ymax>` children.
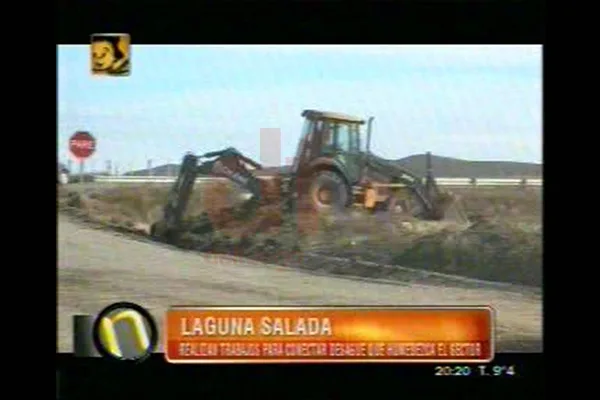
<box><xmin>319</xmin><ymin>121</ymin><xmax>334</xmax><ymax>151</ymax></box>
<box><xmin>320</xmin><ymin>121</ymin><xmax>363</xmax><ymax>153</ymax></box>
<box><xmin>349</xmin><ymin>124</ymin><xmax>362</xmax><ymax>152</ymax></box>
<box><xmin>334</xmin><ymin>123</ymin><xmax>351</xmax><ymax>152</ymax></box>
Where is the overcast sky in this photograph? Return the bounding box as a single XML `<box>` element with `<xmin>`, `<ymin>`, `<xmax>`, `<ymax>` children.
<box><xmin>58</xmin><ymin>45</ymin><xmax>542</xmax><ymax>172</ymax></box>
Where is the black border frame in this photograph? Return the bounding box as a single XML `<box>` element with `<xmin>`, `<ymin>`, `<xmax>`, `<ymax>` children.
<box><xmin>57</xmin><ymin>0</ymin><xmax>544</xmax><ymax>44</ymax></box>
<box><xmin>55</xmin><ymin>0</ymin><xmax>546</xmax><ymax>398</ymax></box>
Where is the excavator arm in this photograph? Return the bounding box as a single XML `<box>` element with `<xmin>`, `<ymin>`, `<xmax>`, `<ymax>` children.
<box><xmin>151</xmin><ymin>147</ymin><xmax>265</xmax><ymax>241</ymax></box>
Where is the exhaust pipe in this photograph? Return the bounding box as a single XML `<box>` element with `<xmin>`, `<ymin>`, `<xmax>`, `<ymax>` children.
<box><xmin>366</xmin><ymin>117</ymin><xmax>374</xmax><ymax>154</ymax></box>
<box><xmin>360</xmin><ymin>117</ymin><xmax>376</xmax><ymax>182</ymax></box>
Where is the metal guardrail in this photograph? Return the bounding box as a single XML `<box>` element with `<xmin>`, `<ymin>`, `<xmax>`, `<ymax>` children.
<box><xmin>89</xmin><ymin>175</ymin><xmax>542</xmax><ymax>187</ymax></box>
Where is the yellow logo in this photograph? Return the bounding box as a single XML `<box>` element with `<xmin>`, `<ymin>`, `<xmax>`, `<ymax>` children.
<box><xmin>92</xmin><ymin>302</ymin><xmax>157</xmax><ymax>361</ymax></box>
<box><xmin>90</xmin><ymin>33</ymin><xmax>130</xmax><ymax>76</ymax></box>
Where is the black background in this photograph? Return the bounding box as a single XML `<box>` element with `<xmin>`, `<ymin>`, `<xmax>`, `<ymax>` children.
<box><xmin>56</xmin><ymin>0</ymin><xmax>545</xmax><ymax>398</ymax></box>
<box><xmin>57</xmin><ymin>0</ymin><xmax>543</xmax><ymax>44</ymax></box>
<box><xmin>57</xmin><ymin>353</ymin><xmax>543</xmax><ymax>397</ymax></box>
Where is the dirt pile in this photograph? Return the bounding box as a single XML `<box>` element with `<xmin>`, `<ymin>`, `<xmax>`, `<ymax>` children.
<box><xmin>190</xmin><ymin>178</ymin><xmax>327</xmax><ymax>239</ymax></box>
<box><xmin>390</xmin><ymin>220</ymin><xmax>542</xmax><ymax>286</ymax></box>
<box><xmin>305</xmin><ymin>212</ymin><xmax>542</xmax><ymax>285</ymax></box>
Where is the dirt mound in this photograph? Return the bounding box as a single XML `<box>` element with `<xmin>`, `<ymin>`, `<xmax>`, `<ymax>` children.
<box><xmin>391</xmin><ymin>220</ymin><xmax>542</xmax><ymax>286</ymax></box>
<box><xmin>191</xmin><ymin>178</ymin><xmax>325</xmax><ymax>239</ymax></box>
<box><xmin>304</xmin><ymin>211</ymin><xmax>542</xmax><ymax>286</ymax></box>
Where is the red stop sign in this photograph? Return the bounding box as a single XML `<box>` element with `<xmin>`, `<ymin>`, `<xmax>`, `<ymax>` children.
<box><xmin>69</xmin><ymin>131</ymin><xmax>96</xmax><ymax>160</ymax></box>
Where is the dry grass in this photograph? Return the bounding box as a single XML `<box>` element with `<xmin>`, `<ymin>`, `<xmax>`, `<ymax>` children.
<box><xmin>58</xmin><ymin>182</ymin><xmax>542</xmax><ymax>286</ymax></box>
<box><xmin>450</xmin><ymin>186</ymin><xmax>542</xmax><ymax>222</ymax></box>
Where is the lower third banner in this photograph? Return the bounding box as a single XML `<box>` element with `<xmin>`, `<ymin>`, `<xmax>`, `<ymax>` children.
<box><xmin>164</xmin><ymin>306</ymin><xmax>494</xmax><ymax>363</ymax></box>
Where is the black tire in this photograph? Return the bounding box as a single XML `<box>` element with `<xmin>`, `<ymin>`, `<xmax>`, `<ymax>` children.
<box><xmin>307</xmin><ymin>170</ymin><xmax>349</xmax><ymax>212</ymax></box>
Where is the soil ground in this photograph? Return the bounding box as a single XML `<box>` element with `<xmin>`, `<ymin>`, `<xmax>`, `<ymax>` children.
<box><xmin>57</xmin><ymin>182</ymin><xmax>543</xmax><ymax>353</ymax></box>
<box><xmin>58</xmin><ymin>182</ymin><xmax>542</xmax><ymax>287</ymax></box>
<box><xmin>58</xmin><ymin>214</ymin><xmax>542</xmax><ymax>353</ymax></box>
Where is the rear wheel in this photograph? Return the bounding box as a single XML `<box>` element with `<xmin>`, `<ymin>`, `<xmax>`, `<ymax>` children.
<box><xmin>307</xmin><ymin>170</ymin><xmax>349</xmax><ymax>212</ymax></box>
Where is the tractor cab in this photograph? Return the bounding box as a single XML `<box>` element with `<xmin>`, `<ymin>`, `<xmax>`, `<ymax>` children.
<box><xmin>291</xmin><ymin>110</ymin><xmax>372</xmax><ymax>186</ymax></box>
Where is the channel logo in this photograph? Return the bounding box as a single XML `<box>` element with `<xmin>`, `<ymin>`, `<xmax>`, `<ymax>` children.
<box><xmin>72</xmin><ymin>302</ymin><xmax>158</xmax><ymax>362</ymax></box>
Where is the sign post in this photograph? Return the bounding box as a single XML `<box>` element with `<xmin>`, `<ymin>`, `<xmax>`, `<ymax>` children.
<box><xmin>69</xmin><ymin>131</ymin><xmax>96</xmax><ymax>182</ymax></box>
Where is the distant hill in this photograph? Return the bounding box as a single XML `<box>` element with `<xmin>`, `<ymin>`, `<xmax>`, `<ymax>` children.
<box><xmin>393</xmin><ymin>154</ymin><xmax>542</xmax><ymax>178</ymax></box>
<box><xmin>124</xmin><ymin>154</ymin><xmax>541</xmax><ymax>179</ymax></box>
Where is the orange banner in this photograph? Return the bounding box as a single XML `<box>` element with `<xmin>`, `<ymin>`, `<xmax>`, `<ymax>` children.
<box><xmin>164</xmin><ymin>306</ymin><xmax>494</xmax><ymax>363</ymax></box>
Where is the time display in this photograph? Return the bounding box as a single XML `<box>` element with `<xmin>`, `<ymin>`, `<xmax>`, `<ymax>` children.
<box><xmin>434</xmin><ymin>365</ymin><xmax>516</xmax><ymax>377</ymax></box>
<box><xmin>434</xmin><ymin>366</ymin><xmax>472</xmax><ymax>376</ymax></box>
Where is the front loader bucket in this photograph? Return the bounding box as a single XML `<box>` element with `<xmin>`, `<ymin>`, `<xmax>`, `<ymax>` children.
<box><xmin>422</xmin><ymin>152</ymin><xmax>469</xmax><ymax>224</ymax></box>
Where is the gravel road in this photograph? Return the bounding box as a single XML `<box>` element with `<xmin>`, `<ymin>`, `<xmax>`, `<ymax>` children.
<box><xmin>57</xmin><ymin>214</ymin><xmax>543</xmax><ymax>353</ymax></box>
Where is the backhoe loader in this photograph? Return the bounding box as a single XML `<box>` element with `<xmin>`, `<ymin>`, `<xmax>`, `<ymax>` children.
<box><xmin>150</xmin><ymin>110</ymin><xmax>464</xmax><ymax>243</ymax></box>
